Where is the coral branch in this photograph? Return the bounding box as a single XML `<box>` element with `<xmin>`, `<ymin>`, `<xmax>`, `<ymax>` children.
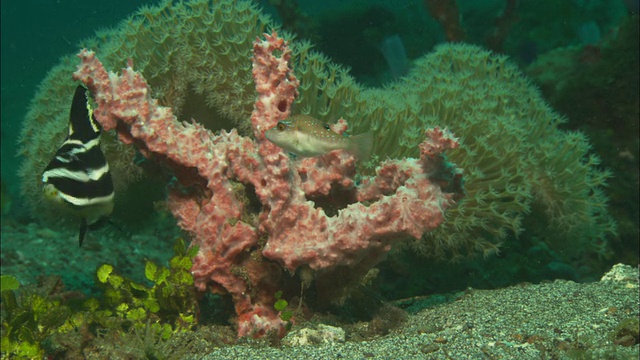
<box><xmin>424</xmin><ymin>0</ymin><xmax>465</xmax><ymax>42</ymax></box>
<box><xmin>73</xmin><ymin>32</ymin><xmax>463</xmax><ymax>338</ymax></box>
<box><xmin>485</xmin><ymin>0</ymin><xmax>519</xmax><ymax>52</ymax></box>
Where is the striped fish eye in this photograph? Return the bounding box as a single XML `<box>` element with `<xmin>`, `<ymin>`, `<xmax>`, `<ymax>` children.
<box><xmin>276</xmin><ymin>121</ymin><xmax>286</xmax><ymax>131</ymax></box>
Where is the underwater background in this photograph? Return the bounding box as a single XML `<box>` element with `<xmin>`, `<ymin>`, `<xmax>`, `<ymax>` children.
<box><xmin>1</xmin><ymin>0</ymin><xmax>638</xmax><ymax>358</ymax></box>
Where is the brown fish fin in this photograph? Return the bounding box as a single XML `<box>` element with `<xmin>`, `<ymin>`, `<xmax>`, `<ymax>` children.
<box><xmin>348</xmin><ymin>131</ymin><xmax>374</xmax><ymax>161</ymax></box>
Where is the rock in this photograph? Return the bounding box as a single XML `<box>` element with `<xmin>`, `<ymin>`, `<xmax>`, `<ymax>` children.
<box><xmin>282</xmin><ymin>324</ymin><xmax>346</xmax><ymax>346</ymax></box>
<box><xmin>600</xmin><ymin>264</ymin><xmax>638</xmax><ymax>285</ymax></box>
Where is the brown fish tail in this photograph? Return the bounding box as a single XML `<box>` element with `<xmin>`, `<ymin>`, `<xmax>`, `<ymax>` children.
<box><xmin>348</xmin><ymin>131</ymin><xmax>374</xmax><ymax>160</ymax></box>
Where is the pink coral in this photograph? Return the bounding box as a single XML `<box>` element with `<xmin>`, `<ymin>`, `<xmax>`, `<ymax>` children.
<box><xmin>73</xmin><ymin>32</ymin><xmax>463</xmax><ymax>338</ymax></box>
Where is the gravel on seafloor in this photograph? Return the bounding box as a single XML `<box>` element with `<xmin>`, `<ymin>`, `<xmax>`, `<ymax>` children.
<box><xmin>195</xmin><ymin>264</ymin><xmax>639</xmax><ymax>360</ymax></box>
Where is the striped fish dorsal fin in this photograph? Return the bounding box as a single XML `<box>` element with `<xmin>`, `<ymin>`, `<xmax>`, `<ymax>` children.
<box><xmin>68</xmin><ymin>85</ymin><xmax>101</xmax><ymax>142</ymax></box>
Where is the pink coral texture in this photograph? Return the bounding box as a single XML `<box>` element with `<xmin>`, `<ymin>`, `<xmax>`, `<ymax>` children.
<box><xmin>73</xmin><ymin>32</ymin><xmax>464</xmax><ymax>338</ymax></box>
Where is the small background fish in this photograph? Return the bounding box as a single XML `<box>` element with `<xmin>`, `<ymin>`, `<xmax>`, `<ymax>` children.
<box><xmin>265</xmin><ymin>114</ymin><xmax>373</xmax><ymax>160</ymax></box>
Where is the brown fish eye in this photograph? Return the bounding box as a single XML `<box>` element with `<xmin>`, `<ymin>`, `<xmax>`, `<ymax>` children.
<box><xmin>277</xmin><ymin>122</ymin><xmax>285</xmax><ymax>131</ymax></box>
<box><xmin>323</xmin><ymin>123</ymin><xmax>331</xmax><ymax>130</ymax></box>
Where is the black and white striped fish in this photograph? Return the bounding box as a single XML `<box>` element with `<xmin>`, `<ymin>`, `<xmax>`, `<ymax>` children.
<box><xmin>42</xmin><ymin>85</ymin><xmax>114</xmax><ymax>246</ymax></box>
